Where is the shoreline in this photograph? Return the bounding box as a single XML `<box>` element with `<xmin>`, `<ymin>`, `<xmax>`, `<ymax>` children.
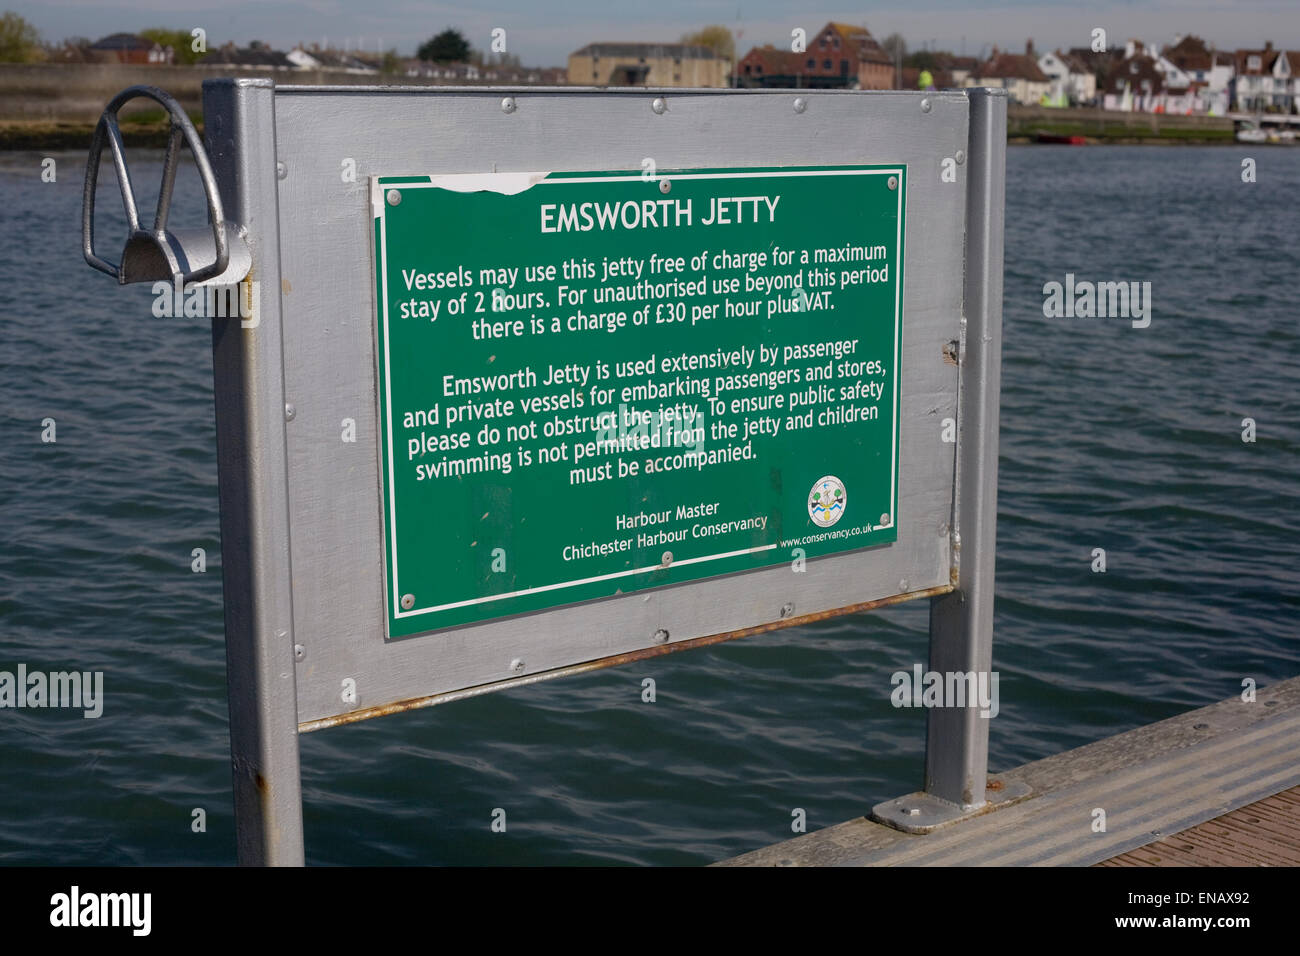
<box><xmin>0</xmin><ymin>120</ymin><xmax>1245</xmax><ymax>150</ymax></box>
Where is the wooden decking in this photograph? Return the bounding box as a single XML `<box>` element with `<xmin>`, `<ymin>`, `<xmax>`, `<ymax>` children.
<box><xmin>1099</xmin><ymin>785</ymin><xmax>1300</xmax><ymax>866</ymax></box>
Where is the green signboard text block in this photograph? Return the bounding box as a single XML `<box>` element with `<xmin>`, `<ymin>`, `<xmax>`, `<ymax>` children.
<box><xmin>373</xmin><ymin>165</ymin><xmax>904</xmax><ymax>637</ymax></box>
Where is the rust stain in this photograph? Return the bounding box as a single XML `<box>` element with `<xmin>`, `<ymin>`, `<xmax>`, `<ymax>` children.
<box><xmin>987</xmin><ymin>778</ymin><xmax>1004</xmax><ymax>793</ymax></box>
<box><xmin>300</xmin><ymin>583</ymin><xmax>954</xmax><ymax>733</ymax></box>
<box><xmin>255</xmin><ymin>773</ymin><xmax>269</xmax><ymax>796</ymax></box>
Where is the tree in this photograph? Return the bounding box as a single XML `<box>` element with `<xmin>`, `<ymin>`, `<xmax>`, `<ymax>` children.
<box><xmin>681</xmin><ymin>25</ymin><xmax>734</xmax><ymax>61</ymax></box>
<box><xmin>140</xmin><ymin>28</ymin><xmax>209</xmax><ymax>65</ymax></box>
<box><xmin>0</xmin><ymin>12</ymin><xmax>42</xmax><ymax>63</ymax></box>
<box><xmin>881</xmin><ymin>33</ymin><xmax>907</xmax><ymax>64</ymax></box>
<box><xmin>417</xmin><ymin>28</ymin><xmax>471</xmax><ymax>64</ymax></box>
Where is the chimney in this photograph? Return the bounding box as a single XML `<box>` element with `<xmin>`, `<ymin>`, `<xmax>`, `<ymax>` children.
<box><xmin>1026</xmin><ymin>38</ymin><xmax>1034</xmax><ymax>56</ymax></box>
<box><xmin>1265</xmin><ymin>41</ymin><xmax>1273</xmax><ymax>51</ymax></box>
<box><xmin>991</xmin><ymin>44</ymin><xmax>999</xmax><ymax>58</ymax></box>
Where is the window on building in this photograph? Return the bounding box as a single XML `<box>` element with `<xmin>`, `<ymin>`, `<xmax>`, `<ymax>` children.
<box><xmin>807</xmin><ymin>58</ymin><xmax>815</xmax><ymax>69</ymax></box>
<box><xmin>755</xmin><ymin>65</ymin><xmax>762</xmax><ymax>74</ymax></box>
<box><xmin>823</xmin><ymin>58</ymin><xmax>832</xmax><ymax>70</ymax></box>
<box><xmin>834</xmin><ymin>37</ymin><xmax>840</xmax><ymax>49</ymax></box>
<box><xmin>1248</xmin><ymin>55</ymin><xmax>1261</xmax><ymax>71</ymax></box>
<box><xmin>840</xmin><ymin>59</ymin><xmax>848</xmax><ymax>76</ymax></box>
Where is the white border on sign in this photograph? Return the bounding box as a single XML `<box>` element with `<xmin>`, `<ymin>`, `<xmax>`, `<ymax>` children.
<box><xmin>374</xmin><ymin>168</ymin><xmax>904</xmax><ymax>622</ymax></box>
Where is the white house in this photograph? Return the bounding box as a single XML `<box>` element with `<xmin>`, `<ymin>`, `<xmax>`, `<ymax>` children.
<box><xmin>967</xmin><ymin>43</ymin><xmax>1052</xmax><ymax>105</ymax></box>
<box><xmin>1161</xmin><ymin>35</ymin><xmax>1234</xmax><ymax>114</ymax></box>
<box><xmin>1234</xmin><ymin>43</ymin><xmax>1292</xmax><ymax>111</ymax></box>
<box><xmin>1038</xmin><ymin>49</ymin><xmax>1096</xmax><ymax>105</ymax></box>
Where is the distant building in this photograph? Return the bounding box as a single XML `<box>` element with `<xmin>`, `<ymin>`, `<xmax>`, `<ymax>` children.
<box><xmin>1233</xmin><ymin>43</ymin><xmax>1292</xmax><ymax>112</ymax></box>
<box><xmin>206</xmin><ymin>41</ymin><xmax>295</xmax><ymax>70</ymax></box>
<box><xmin>1102</xmin><ymin>44</ymin><xmax>1168</xmax><ymax>111</ymax></box>
<box><xmin>1160</xmin><ymin>35</ymin><xmax>1233</xmax><ymax>114</ymax></box>
<box><xmin>1038</xmin><ymin>49</ymin><xmax>1096</xmax><ymax>105</ymax></box>
<box><xmin>88</xmin><ymin>33</ymin><xmax>172</xmax><ymax>65</ymax></box>
<box><xmin>568</xmin><ymin>42</ymin><xmax>728</xmax><ymax>87</ymax></box>
<box><xmin>733</xmin><ymin>45</ymin><xmax>804</xmax><ymax>87</ymax></box>
<box><xmin>966</xmin><ymin>42</ymin><xmax>1051</xmax><ymax>104</ymax></box>
<box><xmin>287</xmin><ymin>47</ymin><xmax>379</xmax><ymax>74</ymax></box>
<box><xmin>1067</xmin><ymin>46</ymin><xmax>1122</xmax><ymax>95</ymax></box>
<box><xmin>734</xmin><ymin>21</ymin><xmax>891</xmax><ymax>89</ymax></box>
<box><xmin>935</xmin><ymin>54</ymin><xmax>981</xmax><ymax>86</ymax></box>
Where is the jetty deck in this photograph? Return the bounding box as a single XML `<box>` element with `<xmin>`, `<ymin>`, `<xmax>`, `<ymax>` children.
<box><xmin>721</xmin><ymin>675</ymin><xmax>1300</xmax><ymax>866</ymax></box>
<box><xmin>1099</xmin><ymin>785</ymin><xmax>1300</xmax><ymax>866</ymax></box>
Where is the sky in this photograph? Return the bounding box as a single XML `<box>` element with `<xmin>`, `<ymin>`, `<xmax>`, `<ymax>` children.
<box><xmin>13</xmin><ymin>0</ymin><xmax>1300</xmax><ymax>66</ymax></box>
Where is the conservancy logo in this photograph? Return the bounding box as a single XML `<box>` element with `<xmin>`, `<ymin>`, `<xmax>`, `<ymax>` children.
<box><xmin>808</xmin><ymin>475</ymin><xmax>846</xmax><ymax>527</ymax></box>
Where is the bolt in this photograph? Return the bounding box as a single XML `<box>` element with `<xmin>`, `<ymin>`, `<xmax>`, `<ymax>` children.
<box><xmin>1194</xmin><ymin>722</ymin><xmax>1209</xmax><ymax>730</ymax></box>
<box><xmin>386</xmin><ymin>189</ymin><xmax>401</xmax><ymax>206</ymax></box>
<box><xmin>293</xmin><ymin>644</ymin><xmax>305</xmax><ymax>661</ymax></box>
<box><xmin>284</xmin><ymin>402</ymin><xmax>296</xmax><ymax>422</ymax></box>
<box><xmin>780</xmin><ymin>602</ymin><xmax>794</xmax><ymax>618</ymax></box>
<box><xmin>400</xmin><ymin>593</ymin><xmax>414</xmax><ymax>610</ymax></box>
<box><xmin>652</xmin><ymin>629</ymin><xmax>669</xmax><ymax>644</ymax></box>
<box><xmin>880</xmin><ymin>513</ymin><xmax>891</xmax><ymax>526</ymax></box>
<box><xmin>651</xmin><ymin>97</ymin><xmax>667</xmax><ymax>114</ymax></box>
<box><xmin>276</xmin><ymin>161</ymin><xmax>287</xmax><ymax>180</ymax></box>
<box><xmin>954</xmin><ymin>149</ymin><xmax>966</xmax><ymax>165</ymax></box>
<box><xmin>501</xmin><ymin>96</ymin><xmax>516</xmax><ymax>114</ymax></box>
<box><xmin>661</xmin><ymin>551</ymin><xmax>673</xmax><ymax>566</ymax></box>
<box><xmin>793</xmin><ymin>97</ymin><xmax>807</xmax><ymax>113</ymax></box>
<box><xmin>899</xmin><ymin>578</ymin><xmax>909</xmax><ymax>593</ymax></box>
<box><xmin>510</xmin><ymin>657</ymin><xmax>525</xmax><ymax>674</ymax></box>
<box><xmin>887</xmin><ymin>176</ymin><xmax>898</xmax><ymax>190</ymax></box>
<box><xmin>659</xmin><ymin>178</ymin><xmax>671</xmax><ymax>194</ymax></box>
<box><xmin>920</xmin><ymin>97</ymin><xmax>932</xmax><ymax>113</ymax></box>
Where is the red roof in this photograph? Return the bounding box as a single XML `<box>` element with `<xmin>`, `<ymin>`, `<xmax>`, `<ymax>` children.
<box><xmin>974</xmin><ymin>53</ymin><xmax>1049</xmax><ymax>82</ymax></box>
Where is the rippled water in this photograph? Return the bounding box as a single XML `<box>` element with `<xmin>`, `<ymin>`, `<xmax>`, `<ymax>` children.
<box><xmin>1</xmin><ymin>145</ymin><xmax>1297</xmax><ymax>865</ymax></box>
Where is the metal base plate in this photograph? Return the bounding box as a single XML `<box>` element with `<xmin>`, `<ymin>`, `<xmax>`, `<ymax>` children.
<box><xmin>871</xmin><ymin>778</ymin><xmax>1032</xmax><ymax>834</ymax></box>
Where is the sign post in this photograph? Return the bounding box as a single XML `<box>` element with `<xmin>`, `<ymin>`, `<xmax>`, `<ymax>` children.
<box><xmin>84</xmin><ymin>79</ymin><xmax>1010</xmax><ymax>863</ymax></box>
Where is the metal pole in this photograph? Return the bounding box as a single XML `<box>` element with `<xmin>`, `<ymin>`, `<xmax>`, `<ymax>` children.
<box><xmin>203</xmin><ymin>78</ymin><xmax>306</xmax><ymax>865</ymax></box>
<box><xmin>873</xmin><ymin>88</ymin><xmax>1025</xmax><ymax>833</ymax></box>
<box><xmin>922</xmin><ymin>86</ymin><xmax>1006</xmax><ymax>809</ymax></box>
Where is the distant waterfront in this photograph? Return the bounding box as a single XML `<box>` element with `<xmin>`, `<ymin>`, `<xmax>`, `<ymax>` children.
<box><xmin>0</xmin><ymin>104</ymin><xmax>1237</xmax><ymax>150</ymax></box>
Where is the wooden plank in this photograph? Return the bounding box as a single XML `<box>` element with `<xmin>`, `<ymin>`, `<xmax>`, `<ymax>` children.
<box><xmin>1103</xmin><ymin>786</ymin><xmax>1300</xmax><ymax>867</ymax></box>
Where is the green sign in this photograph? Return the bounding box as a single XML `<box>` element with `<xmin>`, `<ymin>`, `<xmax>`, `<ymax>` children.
<box><xmin>372</xmin><ymin>165</ymin><xmax>904</xmax><ymax>637</ymax></box>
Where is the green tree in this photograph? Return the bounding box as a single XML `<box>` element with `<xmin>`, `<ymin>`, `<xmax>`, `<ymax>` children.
<box><xmin>0</xmin><ymin>12</ymin><xmax>42</xmax><ymax>63</ymax></box>
<box><xmin>417</xmin><ymin>28</ymin><xmax>471</xmax><ymax>63</ymax></box>
<box><xmin>139</xmin><ymin>27</ymin><xmax>209</xmax><ymax>65</ymax></box>
<box><xmin>681</xmin><ymin>25</ymin><xmax>734</xmax><ymax>61</ymax></box>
